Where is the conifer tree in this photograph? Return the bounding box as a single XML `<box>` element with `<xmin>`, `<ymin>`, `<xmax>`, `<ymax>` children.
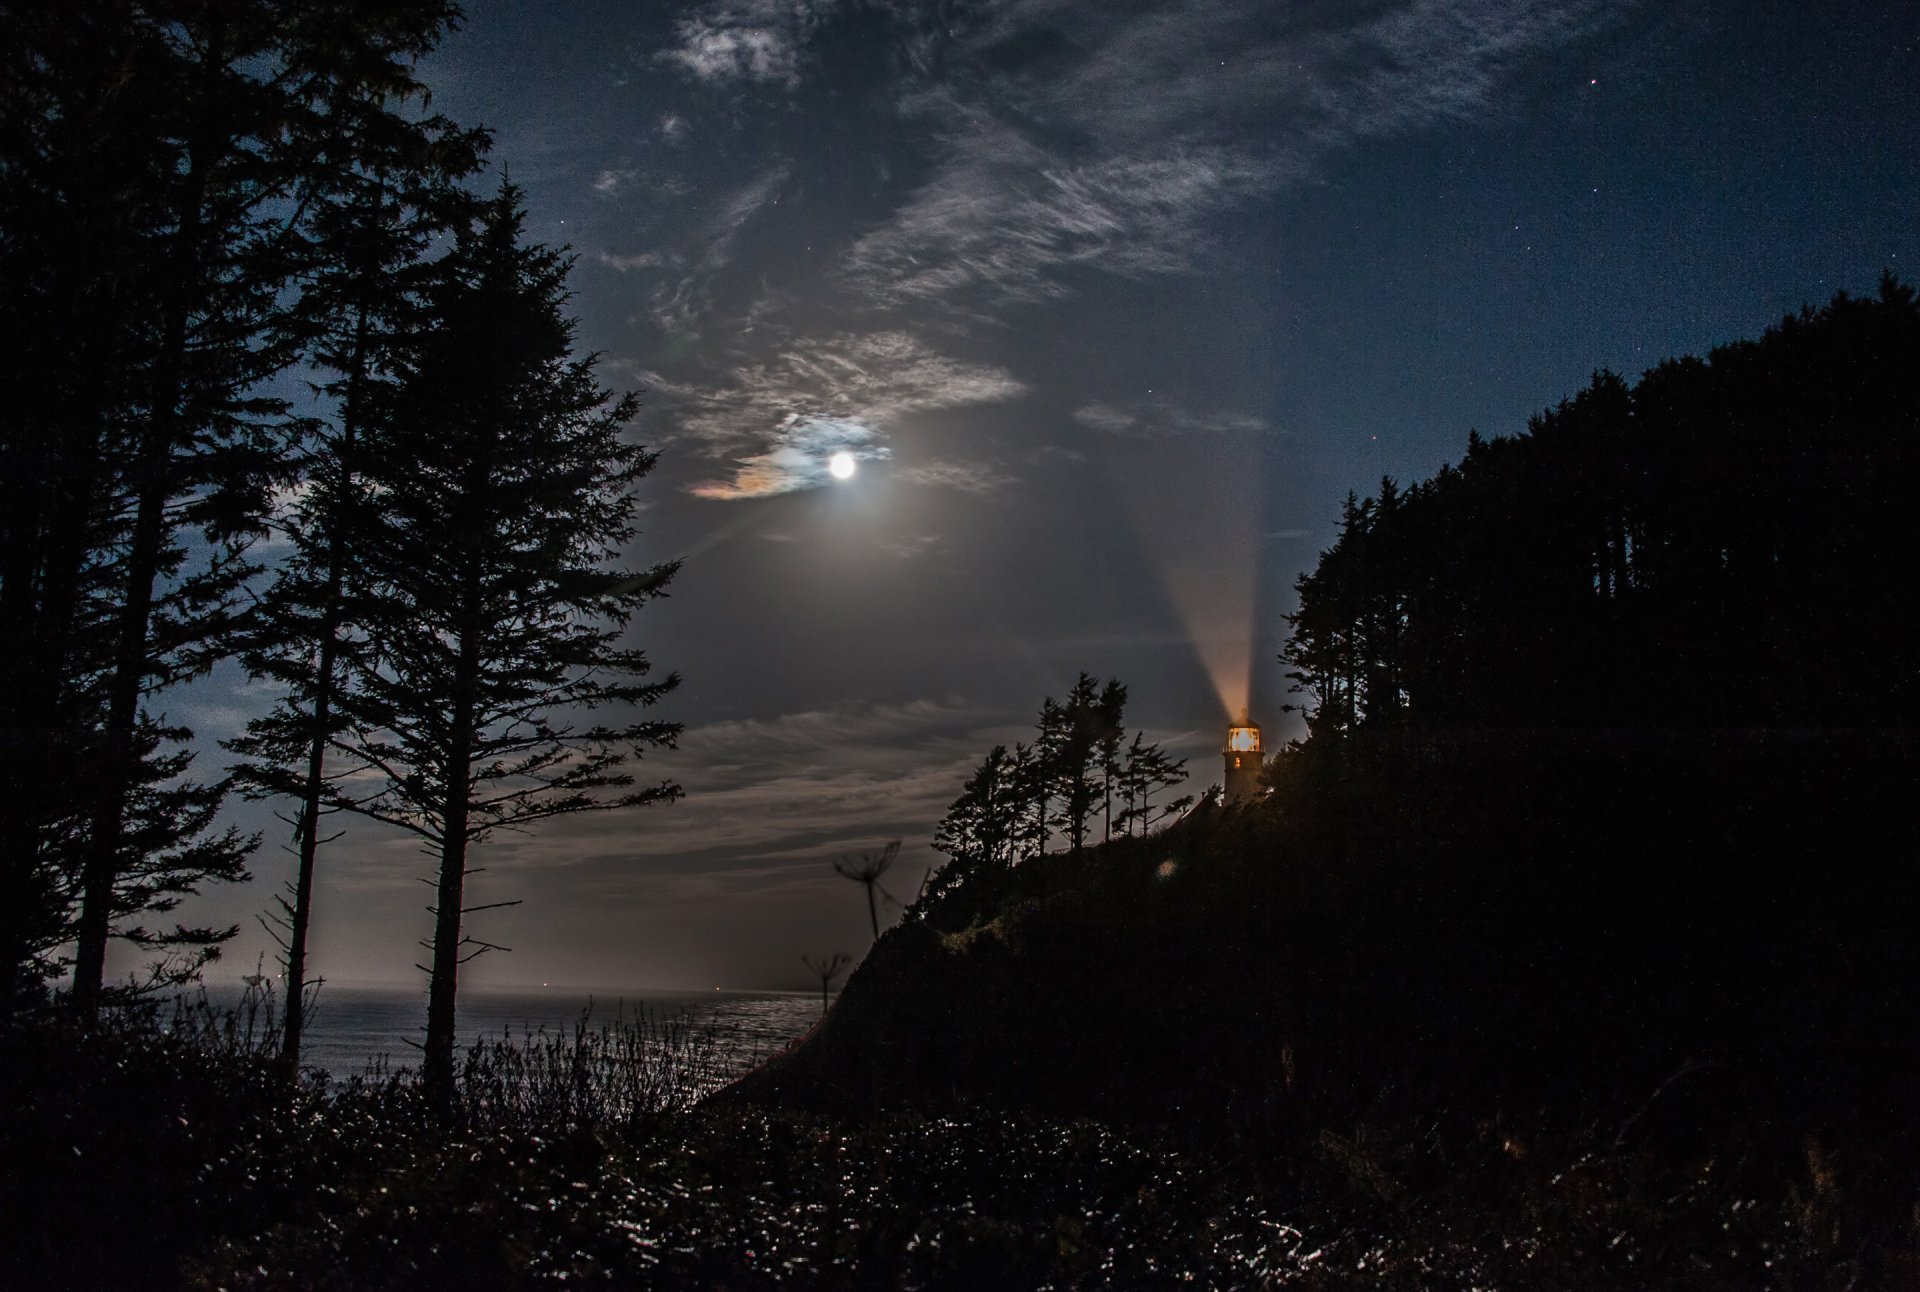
<box><xmin>0</xmin><ymin>0</ymin><xmax>474</xmax><ymax>1016</ymax></box>
<box><xmin>932</xmin><ymin>745</ymin><xmax>1020</xmax><ymax>875</ymax></box>
<box><xmin>1280</xmin><ymin>279</ymin><xmax>1920</xmax><ymax>736</ymax></box>
<box><xmin>1032</xmin><ymin>673</ymin><xmax>1125</xmax><ymax>854</ymax></box>
<box><xmin>1030</xmin><ymin>697</ymin><xmax>1070</xmax><ymax>856</ymax></box>
<box><xmin>1096</xmin><ymin>678</ymin><xmax>1128</xmax><ymax>842</ymax></box>
<box><xmin>226</xmin><ymin>104</ymin><xmax>485</xmax><ymax>1074</ymax></box>
<box><xmin>1117</xmin><ymin>734</ymin><xmax>1190</xmax><ymax>836</ymax></box>
<box><xmin>1007</xmin><ymin>742</ymin><xmax>1046</xmax><ymax>862</ymax></box>
<box><xmin>334</xmin><ymin>187</ymin><xmax>680</xmax><ymax>1103</ymax></box>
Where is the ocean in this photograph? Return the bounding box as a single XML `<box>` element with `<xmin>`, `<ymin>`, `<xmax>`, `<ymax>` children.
<box><xmin>268</xmin><ymin>983</ymin><xmax>822</xmax><ymax>1085</ymax></box>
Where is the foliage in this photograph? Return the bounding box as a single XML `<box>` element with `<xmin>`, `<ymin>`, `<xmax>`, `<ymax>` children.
<box><xmin>0</xmin><ymin>0</ymin><xmax>475</xmax><ymax>1016</ymax></box>
<box><xmin>926</xmin><ymin>674</ymin><xmax>1186</xmax><ymax>913</ymax></box>
<box><xmin>1</xmin><ymin>997</ymin><xmax>1906</xmax><ymax>1288</ymax></box>
<box><xmin>224</xmin><ymin>63</ymin><xmax>487</xmax><ymax>1072</ymax></box>
<box><xmin>1282</xmin><ymin>277</ymin><xmax>1920</xmax><ymax>738</ymax></box>
<box><xmin>328</xmin><ymin>186</ymin><xmax>680</xmax><ymax>1101</ymax></box>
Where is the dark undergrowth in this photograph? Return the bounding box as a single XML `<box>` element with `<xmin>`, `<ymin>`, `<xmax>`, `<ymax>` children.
<box><xmin>3</xmin><ymin>982</ymin><xmax>1915</xmax><ymax>1287</ymax></box>
<box><xmin>6</xmin><ymin>735</ymin><xmax>1919</xmax><ymax>1286</ymax></box>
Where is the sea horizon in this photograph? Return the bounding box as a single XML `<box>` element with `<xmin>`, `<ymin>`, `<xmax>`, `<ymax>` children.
<box><xmin>194</xmin><ymin>977</ymin><xmax>823</xmax><ymax>1083</ymax></box>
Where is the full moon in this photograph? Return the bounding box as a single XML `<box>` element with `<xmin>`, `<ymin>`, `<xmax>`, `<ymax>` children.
<box><xmin>828</xmin><ymin>452</ymin><xmax>857</xmax><ymax>481</ymax></box>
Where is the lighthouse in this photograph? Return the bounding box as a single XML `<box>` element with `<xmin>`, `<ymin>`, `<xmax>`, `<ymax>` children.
<box><xmin>1223</xmin><ymin>711</ymin><xmax>1263</xmax><ymax>804</ymax></box>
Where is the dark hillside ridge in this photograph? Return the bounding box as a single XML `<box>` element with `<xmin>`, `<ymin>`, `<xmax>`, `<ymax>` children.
<box><xmin>728</xmin><ymin>283</ymin><xmax>1920</xmax><ymax>1170</ymax></box>
<box><xmin>732</xmin><ymin>730</ymin><xmax>1920</xmax><ymax>1141</ymax></box>
<box><xmin>1285</xmin><ymin>275</ymin><xmax>1920</xmax><ymax>736</ymax></box>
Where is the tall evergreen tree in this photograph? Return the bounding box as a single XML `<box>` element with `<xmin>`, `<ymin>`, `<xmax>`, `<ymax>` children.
<box><xmin>932</xmin><ymin>744</ymin><xmax>1020</xmax><ymax>876</ymax></box>
<box><xmin>335</xmin><ymin>187</ymin><xmax>680</xmax><ymax>1104</ymax></box>
<box><xmin>1030</xmin><ymin>700</ymin><xmax>1068</xmax><ymax>856</ymax></box>
<box><xmin>0</xmin><ymin>0</ymin><xmax>474</xmax><ymax>1016</ymax></box>
<box><xmin>1095</xmin><ymin>678</ymin><xmax>1128</xmax><ymax>842</ymax></box>
<box><xmin>226</xmin><ymin>99</ymin><xmax>485</xmax><ymax>1075</ymax></box>
<box><xmin>1006</xmin><ymin>742</ymin><xmax>1046</xmax><ymax>863</ymax></box>
<box><xmin>1280</xmin><ymin>279</ymin><xmax>1920</xmax><ymax>738</ymax></box>
<box><xmin>1116</xmin><ymin>734</ymin><xmax>1190</xmax><ymax>837</ymax></box>
<box><xmin>1048</xmin><ymin>672</ymin><xmax>1114</xmax><ymax>855</ymax></box>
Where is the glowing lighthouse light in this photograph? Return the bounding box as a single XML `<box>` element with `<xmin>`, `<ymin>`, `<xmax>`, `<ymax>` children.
<box><xmin>1223</xmin><ymin>712</ymin><xmax>1263</xmax><ymax>804</ymax></box>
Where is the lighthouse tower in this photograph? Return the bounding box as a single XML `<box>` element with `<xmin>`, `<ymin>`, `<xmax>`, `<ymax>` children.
<box><xmin>1223</xmin><ymin>711</ymin><xmax>1263</xmax><ymax>804</ymax></box>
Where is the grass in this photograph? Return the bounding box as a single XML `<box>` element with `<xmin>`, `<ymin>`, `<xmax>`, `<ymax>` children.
<box><xmin>3</xmin><ymin>988</ymin><xmax>1909</xmax><ymax>1287</ymax></box>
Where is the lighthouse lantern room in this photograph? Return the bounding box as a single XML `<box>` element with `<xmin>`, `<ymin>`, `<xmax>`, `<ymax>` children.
<box><xmin>1223</xmin><ymin>712</ymin><xmax>1263</xmax><ymax>804</ymax></box>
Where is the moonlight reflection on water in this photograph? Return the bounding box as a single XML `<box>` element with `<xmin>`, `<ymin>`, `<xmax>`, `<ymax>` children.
<box><xmin>276</xmin><ymin>985</ymin><xmax>819</xmax><ymax>1084</ymax></box>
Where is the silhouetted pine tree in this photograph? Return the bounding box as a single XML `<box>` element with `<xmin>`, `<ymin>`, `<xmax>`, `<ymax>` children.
<box><xmin>1031</xmin><ymin>699</ymin><xmax>1069</xmax><ymax>856</ymax></box>
<box><xmin>1281</xmin><ymin>279</ymin><xmax>1920</xmax><ymax>739</ymax></box>
<box><xmin>1007</xmin><ymin>742</ymin><xmax>1046</xmax><ymax>862</ymax></box>
<box><xmin>1095</xmin><ymin>678</ymin><xmax>1128</xmax><ymax>842</ymax></box>
<box><xmin>1116</xmin><ymin>734</ymin><xmax>1190</xmax><ymax>836</ymax></box>
<box><xmin>932</xmin><ymin>745</ymin><xmax>1020</xmax><ymax>877</ymax></box>
<box><xmin>1047</xmin><ymin>672</ymin><xmax>1119</xmax><ymax>854</ymax></box>
<box><xmin>0</xmin><ymin>0</ymin><xmax>475</xmax><ymax>1017</ymax></box>
<box><xmin>225</xmin><ymin>92</ymin><xmax>485</xmax><ymax>1074</ymax></box>
<box><xmin>333</xmin><ymin>187</ymin><xmax>680</xmax><ymax>1104</ymax></box>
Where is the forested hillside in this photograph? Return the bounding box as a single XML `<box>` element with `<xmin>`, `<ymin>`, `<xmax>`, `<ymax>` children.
<box><xmin>729</xmin><ymin>283</ymin><xmax>1920</xmax><ymax>1279</ymax></box>
<box><xmin>1284</xmin><ymin>276</ymin><xmax>1920</xmax><ymax>735</ymax></box>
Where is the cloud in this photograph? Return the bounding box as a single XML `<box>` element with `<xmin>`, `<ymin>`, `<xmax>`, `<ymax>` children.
<box><xmin>1072</xmin><ymin>403</ymin><xmax>1137</xmax><ymax>435</ymax></box>
<box><xmin>681</xmin><ymin>698</ymin><xmax>967</xmax><ymax>759</ymax></box>
<box><xmin>599</xmin><ymin>249</ymin><xmax>666</xmax><ymax>273</ymax></box>
<box><xmin>674</xmin><ymin>332</ymin><xmax>1026</xmax><ymax>499</ymax></box>
<box><xmin>649</xmin><ymin>162</ymin><xmax>791</xmax><ymax>333</ymax></box>
<box><xmin>660</xmin><ymin>0</ymin><xmax>840</xmax><ymax>88</ymax></box>
<box><xmin>875</xmin><ymin>533</ymin><xmax>944</xmax><ymax>560</ymax></box>
<box><xmin>592</xmin><ymin>167</ymin><xmax>639</xmax><ymax>197</ymax></box>
<box><xmin>1074</xmin><ymin>400</ymin><xmax>1268</xmax><ymax>437</ymax></box>
<box><xmin>842</xmin><ymin>0</ymin><xmax>1624</xmax><ymax>317</ymax></box>
<box><xmin>894</xmin><ymin>459</ymin><xmax>1019</xmax><ymax>493</ymax></box>
<box><xmin>687</xmin><ymin>415</ymin><xmax>887</xmax><ymax>500</ymax></box>
<box><xmin>844</xmin><ymin>122</ymin><xmax>1276</xmax><ymax>309</ymax></box>
<box><xmin>448</xmin><ymin>699</ymin><xmax>991</xmax><ymax>886</ymax></box>
<box><xmin>647</xmin><ymin>0</ymin><xmax>1621</xmax><ymax>500</ymax></box>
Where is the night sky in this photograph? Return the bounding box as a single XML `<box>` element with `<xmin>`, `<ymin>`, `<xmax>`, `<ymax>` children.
<box><xmin>162</xmin><ymin>0</ymin><xmax>1917</xmax><ymax>993</ymax></box>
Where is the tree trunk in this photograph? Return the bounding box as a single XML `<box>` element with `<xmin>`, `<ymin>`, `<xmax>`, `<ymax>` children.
<box><xmin>70</xmin><ymin>450</ymin><xmax>171</xmax><ymax>1018</ymax></box>
<box><xmin>70</xmin><ymin>114</ymin><xmax>211</xmax><ymax>1020</ymax></box>
<box><xmin>280</xmin><ymin>321</ymin><xmax>364</xmax><ymax>1076</ymax></box>
<box><xmin>0</xmin><ymin>425</ymin><xmax>92</xmax><ymax>1015</ymax></box>
<box><xmin>423</xmin><ymin>541</ymin><xmax>484</xmax><ymax>1107</ymax></box>
<box><xmin>421</xmin><ymin>805</ymin><xmax>469</xmax><ymax>1108</ymax></box>
<box><xmin>279</xmin><ymin>623</ymin><xmax>338</xmax><ymax>1076</ymax></box>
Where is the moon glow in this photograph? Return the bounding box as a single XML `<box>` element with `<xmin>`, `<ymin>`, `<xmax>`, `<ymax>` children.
<box><xmin>828</xmin><ymin>452</ymin><xmax>857</xmax><ymax>481</ymax></box>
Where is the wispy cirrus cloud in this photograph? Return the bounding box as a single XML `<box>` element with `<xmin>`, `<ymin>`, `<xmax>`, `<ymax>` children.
<box><xmin>893</xmin><ymin>459</ymin><xmax>1019</xmax><ymax>493</ymax></box>
<box><xmin>841</xmin><ymin>0</ymin><xmax>1626</xmax><ymax>317</ymax></box>
<box><xmin>1074</xmin><ymin>400</ymin><xmax>1268</xmax><ymax>437</ymax></box>
<box><xmin>462</xmin><ymin>699</ymin><xmax>989</xmax><ymax>880</ymax></box>
<box><xmin>843</xmin><ymin>124</ymin><xmax>1275</xmax><ymax>309</ymax></box>
<box><xmin>675</xmin><ymin>331</ymin><xmax>1025</xmax><ymax>499</ymax></box>
<box><xmin>623</xmin><ymin>161</ymin><xmax>791</xmax><ymax>334</ymax></box>
<box><xmin>645</xmin><ymin>0</ymin><xmax>1624</xmax><ymax>501</ymax></box>
<box><xmin>599</xmin><ymin>249</ymin><xmax>665</xmax><ymax>272</ymax></box>
<box><xmin>660</xmin><ymin>0</ymin><xmax>841</xmax><ymax>88</ymax></box>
